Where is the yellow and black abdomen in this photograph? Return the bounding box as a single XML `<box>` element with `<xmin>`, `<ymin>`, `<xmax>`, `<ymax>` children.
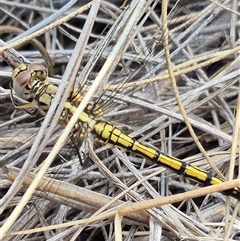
<box><xmin>92</xmin><ymin>121</ymin><xmax>240</xmax><ymax>200</ymax></box>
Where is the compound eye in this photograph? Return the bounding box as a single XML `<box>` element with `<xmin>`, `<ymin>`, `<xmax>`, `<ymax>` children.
<box><xmin>12</xmin><ymin>70</ymin><xmax>31</xmax><ymax>98</ymax></box>
<box><xmin>13</xmin><ymin>70</ymin><xmax>31</xmax><ymax>87</ymax></box>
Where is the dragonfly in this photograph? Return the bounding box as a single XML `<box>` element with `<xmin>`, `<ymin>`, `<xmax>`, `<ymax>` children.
<box><xmin>0</xmin><ymin>1</ymin><xmax>240</xmax><ymax>239</ymax></box>
<box><xmin>11</xmin><ymin>62</ymin><xmax>240</xmax><ymax>200</ymax></box>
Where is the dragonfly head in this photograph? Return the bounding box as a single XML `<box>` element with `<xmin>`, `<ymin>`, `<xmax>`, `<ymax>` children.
<box><xmin>12</xmin><ymin>63</ymin><xmax>48</xmax><ymax>101</ymax></box>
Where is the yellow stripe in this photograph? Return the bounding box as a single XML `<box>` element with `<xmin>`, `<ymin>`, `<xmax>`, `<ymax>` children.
<box><xmin>158</xmin><ymin>154</ymin><xmax>184</xmax><ymax>172</ymax></box>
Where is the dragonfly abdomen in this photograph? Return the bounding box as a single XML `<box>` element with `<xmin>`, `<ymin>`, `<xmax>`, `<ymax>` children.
<box><xmin>92</xmin><ymin>120</ymin><xmax>240</xmax><ymax>199</ymax></box>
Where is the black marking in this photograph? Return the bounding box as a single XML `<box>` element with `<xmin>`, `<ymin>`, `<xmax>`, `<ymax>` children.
<box><xmin>153</xmin><ymin>150</ymin><xmax>161</xmax><ymax>162</ymax></box>
<box><xmin>204</xmin><ymin>172</ymin><xmax>213</xmax><ymax>185</ymax></box>
<box><xmin>221</xmin><ymin>187</ymin><xmax>240</xmax><ymax>200</ymax></box>
<box><xmin>178</xmin><ymin>161</ymin><xmax>187</xmax><ymax>175</ymax></box>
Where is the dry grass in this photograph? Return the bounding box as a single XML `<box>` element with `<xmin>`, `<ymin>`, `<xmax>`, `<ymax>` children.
<box><xmin>0</xmin><ymin>0</ymin><xmax>240</xmax><ymax>240</ymax></box>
